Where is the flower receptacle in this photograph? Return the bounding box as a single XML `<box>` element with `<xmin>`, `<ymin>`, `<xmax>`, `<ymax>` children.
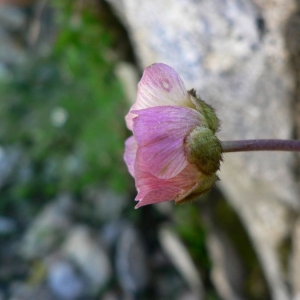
<box><xmin>185</xmin><ymin>126</ymin><xmax>222</xmax><ymax>176</ymax></box>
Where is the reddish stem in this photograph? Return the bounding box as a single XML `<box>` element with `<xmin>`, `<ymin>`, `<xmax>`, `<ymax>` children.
<box><xmin>221</xmin><ymin>139</ymin><xmax>300</xmax><ymax>153</ymax></box>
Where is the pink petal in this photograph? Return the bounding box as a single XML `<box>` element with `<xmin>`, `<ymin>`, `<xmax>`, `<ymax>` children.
<box><xmin>132</xmin><ymin>106</ymin><xmax>203</xmax><ymax>179</ymax></box>
<box><xmin>134</xmin><ymin>154</ymin><xmax>201</xmax><ymax>208</ymax></box>
<box><xmin>135</xmin><ymin>187</ymin><xmax>182</xmax><ymax>208</ymax></box>
<box><xmin>126</xmin><ymin>63</ymin><xmax>194</xmax><ymax>130</ymax></box>
<box><xmin>124</xmin><ymin>136</ymin><xmax>137</xmax><ymax>177</ymax></box>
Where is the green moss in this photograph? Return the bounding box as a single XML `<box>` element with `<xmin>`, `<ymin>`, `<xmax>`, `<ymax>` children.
<box><xmin>0</xmin><ymin>2</ymin><xmax>130</xmax><ymax>212</ymax></box>
<box><xmin>174</xmin><ymin>204</ymin><xmax>210</xmax><ymax>268</ymax></box>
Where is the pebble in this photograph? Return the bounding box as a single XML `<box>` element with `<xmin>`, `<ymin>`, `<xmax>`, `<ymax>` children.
<box><xmin>21</xmin><ymin>194</ymin><xmax>74</xmax><ymax>259</ymax></box>
<box><xmin>0</xmin><ymin>5</ymin><xmax>26</xmax><ymax>30</ymax></box>
<box><xmin>0</xmin><ymin>217</ymin><xmax>16</xmax><ymax>235</ymax></box>
<box><xmin>100</xmin><ymin>220</ymin><xmax>123</xmax><ymax>249</ymax></box>
<box><xmin>9</xmin><ymin>281</ymin><xmax>54</xmax><ymax>300</ymax></box>
<box><xmin>47</xmin><ymin>260</ymin><xmax>85</xmax><ymax>300</ymax></box>
<box><xmin>63</xmin><ymin>226</ymin><xmax>112</xmax><ymax>294</ymax></box>
<box><xmin>88</xmin><ymin>188</ymin><xmax>128</xmax><ymax>222</ymax></box>
<box><xmin>158</xmin><ymin>226</ymin><xmax>204</xmax><ymax>298</ymax></box>
<box><xmin>115</xmin><ymin>223</ymin><xmax>149</xmax><ymax>294</ymax></box>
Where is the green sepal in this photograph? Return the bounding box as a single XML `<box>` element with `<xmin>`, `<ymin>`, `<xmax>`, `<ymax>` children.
<box><xmin>175</xmin><ymin>174</ymin><xmax>218</xmax><ymax>205</ymax></box>
<box><xmin>188</xmin><ymin>89</ymin><xmax>219</xmax><ymax>133</ymax></box>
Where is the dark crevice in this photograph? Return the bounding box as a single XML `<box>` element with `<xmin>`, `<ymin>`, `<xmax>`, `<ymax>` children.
<box><xmin>97</xmin><ymin>0</ymin><xmax>137</xmax><ymax>64</ymax></box>
<box><xmin>199</xmin><ymin>188</ymin><xmax>271</xmax><ymax>300</ymax></box>
<box><xmin>256</xmin><ymin>16</ymin><xmax>266</xmax><ymax>39</ymax></box>
<box><xmin>284</xmin><ymin>9</ymin><xmax>300</xmax><ymax>183</ymax></box>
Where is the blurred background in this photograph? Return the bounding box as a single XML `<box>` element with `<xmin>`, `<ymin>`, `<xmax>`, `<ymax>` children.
<box><xmin>0</xmin><ymin>0</ymin><xmax>299</xmax><ymax>300</ymax></box>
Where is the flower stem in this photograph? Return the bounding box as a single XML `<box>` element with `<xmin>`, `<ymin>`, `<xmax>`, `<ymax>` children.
<box><xmin>221</xmin><ymin>139</ymin><xmax>300</xmax><ymax>153</ymax></box>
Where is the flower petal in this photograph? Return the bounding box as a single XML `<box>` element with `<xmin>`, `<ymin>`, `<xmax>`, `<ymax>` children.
<box><xmin>134</xmin><ymin>159</ymin><xmax>201</xmax><ymax>208</ymax></box>
<box><xmin>124</xmin><ymin>136</ymin><xmax>137</xmax><ymax>177</ymax></box>
<box><xmin>126</xmin><ymin>63</ymin><xmax>194</xmax><ymax>130</ymax></box>
<box><xmin>135</xmin><ymin>187</ymin><xmax>182</xmax><ymax>208</ymax></box>
<box><xmin>133</xmin><ymin>106</ymin><xmax>203</xmax><ymax>179</ymax></box>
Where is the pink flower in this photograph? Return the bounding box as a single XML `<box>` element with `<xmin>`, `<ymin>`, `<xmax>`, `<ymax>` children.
<box><xmin>124</xmin><ymin>63</ymin><xmax>221</xmax><ymax>208</ymax></box>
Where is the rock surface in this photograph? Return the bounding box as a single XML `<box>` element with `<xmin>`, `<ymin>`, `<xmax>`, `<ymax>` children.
<box><xmin>63</xmin><ymin>226</ymin><xmax>112</xmax><ymax>295</ymax></box>
<box><xmin>21</xmin><ymin>194</ymin><xmax>74</xmax><ymax>259</ymax></box>
<box><xmin>115</xmin><ymin>223</ymin><xmax>149</xmax><ymax>295</ymax></box>
<box><xmin>158</xmin><ymin>226</ymin><xmax>204</xmax><ymax>299</ymax></box>
<box><xmin>107</xmin><ymin>0</ymin><xmax>300</xmax><ymax>299</ymax></box>
<box><xmin>47</xmin><ymin>259</ymin><xmax>85</xmax><ymax>300</ymax></box>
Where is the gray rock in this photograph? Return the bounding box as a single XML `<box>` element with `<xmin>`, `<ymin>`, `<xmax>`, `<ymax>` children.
<box><xmin>9</xmin><ymin>281</ymin><xmax>54</xmax><ymax>300</ymax></box>
<box><xmin>0</xmin><ymin>27</ymin><xmax>26</xmax><ymax>66</ymax></box>
<box><xmin>0</xmin><ymin>146</ymin><xmax>21</xmax><ymax>189</ymax></box>
<box><xmin>178</xmin><ymin>292</ymin><xmax>202</xmax><ymax>300</ymax></box>
<box><xmin>115</xmin><ymin>62</ymin><xmax>139</xmax><ymax>104</ymax></box>
<box><xmin>21</xmin><ymin>194</ymin><xmax>74</xmax><ymax>259</ymax></box>
<box><xmin>107</xmin><ymin>1</ymin><xmax>300</xmax><ymax>299</ymax></box>
<box><xmin>289</xmin><ymin>217</ymin><xmax>300</xmax><ymax>299</ymax></box>
<box><xmin>115</xmin><ymin>223</ymin><xmax>149</xmax><ymax>294</ymax></box>
<box><xmin>0</xmin><ymin>62</ymin><xmax>9</xmax><ymax>79</ymax></box>
<box><xmin>63</xmin><ymin>226</ymin><xmax>112</xmax><ymax>294</ymax></box>
<box><xmin>87</xmin><ymin>188</ymin><xmax>128</xmax><ymax>222</ymax></box>
<box><xmin>101</xmin><ymin>291</ymin><xmax>119</xmax><ymax>300</ymax></box>
<box><xmin>158</xmin><ymin>226</ymin><xmax>204</xmax><ymax>299</ymax></box>
<box><xmin>153</xmin><ymin>273</ymin><xmax>187</xmax><ymax>300</ymax></box>
<box><xmin>100</xmin><ymin>220</ymin><xmax>123</xmax><ymax>249</ymax></box>
<box><xmin>0</xmin><ymin>217</ymin><xmax>16</xmax><ymax>235</ymax></box>
<box><xmin>205</xmin><ymin>227</ymin><xmax>245</xmax><ymax>300</ymax></box>
<box><xmin>107</xmin><ymin>0</ymin><xmax>297</xmax><ymax>205</ymax></box>
<box><xmin>0</xmin><ymin>5</ymin><xmax>26</xmax><ymax>30</ymax></box>
<box><xmin>47</xmin><ymin>260</ymin><xmax>85</xmax><ymax>300</ymax></box>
